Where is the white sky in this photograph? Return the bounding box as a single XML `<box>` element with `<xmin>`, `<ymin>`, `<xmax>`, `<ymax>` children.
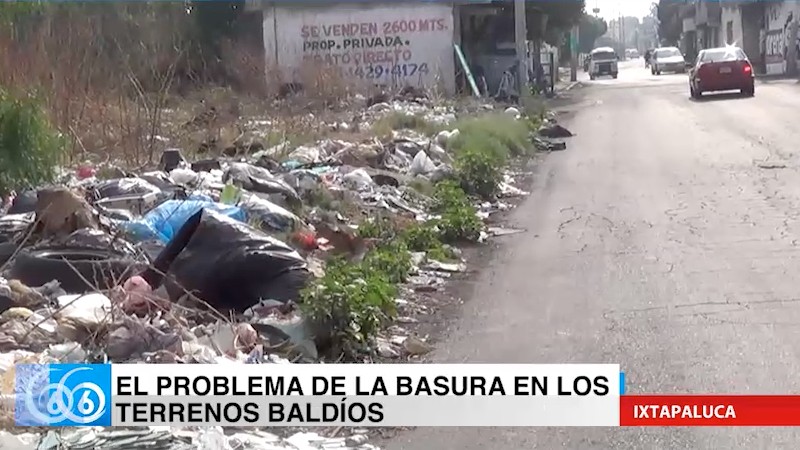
<box><xmin>593</xmin><ymin>0</ymin><xmax>654</xmax><ymax>21</ymax></box>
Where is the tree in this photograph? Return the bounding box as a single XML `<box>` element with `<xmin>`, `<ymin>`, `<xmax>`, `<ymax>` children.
<box><xmin>656</xmin><ymin>0</ymin><xmax>685</xmax><ymax>45</ymax></box>
<box><xmin>189</xmin><ymin>0</ymin><xmax>245</xmax><ymax>61</ymax></box>
<box><xmin>525</xmin><ymin>0</ymin><xmax>586</xmax><ymax>43</ymax></box>
<box><xmin>578</xmin><ymin>14</ymin><xmax>608</xmax><ymax>53</ymax></box>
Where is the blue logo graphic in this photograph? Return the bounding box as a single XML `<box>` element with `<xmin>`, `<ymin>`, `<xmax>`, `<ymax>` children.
<box><xmin>15</xmin><ymin>364</ymin><xmax>112</xmax><ymax>426</ymax></box>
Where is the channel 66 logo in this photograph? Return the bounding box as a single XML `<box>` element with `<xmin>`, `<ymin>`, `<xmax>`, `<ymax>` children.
<box><xmin>15</xmin><ymin>364</ymin><xmax>112</xmax><ymax>426</ymax></box>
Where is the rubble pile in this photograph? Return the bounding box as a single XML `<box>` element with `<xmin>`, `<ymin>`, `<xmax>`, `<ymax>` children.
<box><xmin>0</xmin><ymin>91</ymin><xmax>572</xmax><ymax>447</ymax></box>
<box><xmin>0</xmin><ymin>427</ymin><xmax>379</xmax><ymax>450</ymax></box>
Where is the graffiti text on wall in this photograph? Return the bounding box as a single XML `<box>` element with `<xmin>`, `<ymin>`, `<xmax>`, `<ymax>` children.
<box><xmin>299</xmin><ymin>18</ymin><xmax>448</xmax><ymax>80</ymax></box>
<box><xmin>765</xmin><ymin>27</ymin><xmax>800</xmax><ymax>65</ymax></box>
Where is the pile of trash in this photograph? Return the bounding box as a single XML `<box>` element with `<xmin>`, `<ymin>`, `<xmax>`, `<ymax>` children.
<box><xmin>0</xmin><ymin>93</ymin><xmax>567</xmax><ymax>446</ymax></box>
<box><xmin>1</xmin><ymin>427</ymin><xmax>378</xmax><ymax>450</ymax></box>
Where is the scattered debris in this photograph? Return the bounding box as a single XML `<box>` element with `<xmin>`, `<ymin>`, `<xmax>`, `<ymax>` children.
<box><xmin>757</xmin><ymin>162</ymin><xmax>787</xmax><ymax>169</ymax></box>
<box><xmin>539</xmin><ymin>124</ymin><xmax>574</xmax><ymax>138</ymax></box>
<box><xmin>487</xmin><ymin>226</ymin><xmax>526</xmax><ymax>237</ymax></box>
<box><xmin>0</xmin><ymin>428</ymin><xmax>381</xmax><ymax>450</ymax></box>
<box><xmin>0</xmin><ymin>89</ymin><xmax>569</xmax><ymax>443</ymax></box>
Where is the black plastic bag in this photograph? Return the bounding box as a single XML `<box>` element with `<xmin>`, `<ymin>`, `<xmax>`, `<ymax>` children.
<box><xmin>7</xmin><ymin>190</ymin><xmax>37</xmax><ymax>214</ymax></box>
<box><xmin>142</xmin><ymin>209</ymin><xmax>309</xmax><ymax>312</ymax></box>
<box><xmin>92</xmin><ymin>178</ymin><xmax>161</xmax><ymax>200</ymax></box>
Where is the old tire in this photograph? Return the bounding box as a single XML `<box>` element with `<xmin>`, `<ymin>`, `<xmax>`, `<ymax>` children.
<box><xmin>8</xmin><ymin>247</ymin><xmax>140</xmax><ymax>293</ymax></box>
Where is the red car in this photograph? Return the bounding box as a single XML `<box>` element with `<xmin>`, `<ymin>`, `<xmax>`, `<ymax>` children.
<box><xmin>689</xmin><ymin>46</ymin><xmax>755</xmax><ymax>99</ymax></box>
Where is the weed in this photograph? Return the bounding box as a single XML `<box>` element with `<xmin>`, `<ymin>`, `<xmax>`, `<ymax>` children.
<box><xmin>426</xmin><ymin>244</ymin><xmax>459</xmax><ymax>262</ymax></box>
<box><xmin>356</xmin><ymin>215</ymin><xmax>398</xmax><ymax>240</ymax></box>
<box><xmin>362</xmin><ymin>240</ymin><xmax>413</xmax><ymax>284</ymax></box>
<box><xmin>407</xmin><ymin>178</ymin><xmax>435</xmax><ymax>196</ymax></box>
<box><xmin>451</xmin><ymin>113</ymin><xmax>531</xmax><ymax>157</ymax></box>
<box><xmin>437</xmin><ymin>206</ymin><xmax>483</xmax><ymax>243</ymax></box>
<box><xmin>402</xmin><ymin>222</ymin><xmax>441</xmax><ymax>252</ymax></box>
<box><xmin>454</xmin><ymin>140</ymin><xmax>503</xmax><ymax>199</ymax></box>
<box><xmin>372</xmin><ymin>111</ymin><xmax>435</xmax><ymax>137</ymax></box>
<box><xmin>431</xmin><ymin>181</ymin><xmax>484</xmax><ymax>243</ymax></box>
<box><xmin>446</xmin><ymin>113</ymin><xmax>531</xmax><ymax>199</ymax></box>
<box><xmin>304</xmin><ymin>185</ymin><xmax>335</xmax><ymax>210</ymax></box>
<box><xmin>432</xmin><ymin>180</ymin><xmax>471</xmax><ymax>212</ymax></box>
<box><xmin>300</xmin><ymin>257</ymin><xmax>398</xmax><ymax>358</ymax></box>
<box><xmin>0</xmin><ymin>90</ymin><xmax>65</xmax><ymax>196</ymax></box>
<box><xmin>402</xmin><ymin>221</ymin><xmax>459</xmax><ymax>261</ymax></box>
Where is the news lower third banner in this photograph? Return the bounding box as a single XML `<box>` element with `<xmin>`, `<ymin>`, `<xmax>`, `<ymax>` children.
<box><xmin>15</xmin><ymin>364</ymin><xmax>620</xmax><ymax>427</ymax></box>
<box><xmin>18</xmin><ymin>363</ymin><xmax>800</xmax><ymax>427</ymax></box>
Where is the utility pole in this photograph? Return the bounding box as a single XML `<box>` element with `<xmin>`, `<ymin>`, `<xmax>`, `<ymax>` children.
<box><xmin>789</xmin><ymin>20</ymin><xmax>799</xmax><ymax>76</ymax></box>
<box><xmin>514</xmin><ymin>0</ymin><xmax>530</xmax><ymax>105</ymax></box>
<box><xmin>570</xmin><ymin>25</ymin><xmax>578</xmax><ymax>82</ymax></box>
<box><xmin>620</xmin><ymin>15</ymin><xmax>626</xmax><ymax>57</ymax></box>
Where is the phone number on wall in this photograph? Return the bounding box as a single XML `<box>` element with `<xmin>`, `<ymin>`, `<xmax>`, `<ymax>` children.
<box><xmin>346</xmin><ymin>63</ymin><xmax>430</xmax><ymax>79</ymax></box>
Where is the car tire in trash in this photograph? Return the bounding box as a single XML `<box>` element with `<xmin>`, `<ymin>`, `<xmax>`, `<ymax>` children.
<box><xmin>8</xmin><ymin>247</ymin><xmax>140</xmax><ymax>293</ymax></box>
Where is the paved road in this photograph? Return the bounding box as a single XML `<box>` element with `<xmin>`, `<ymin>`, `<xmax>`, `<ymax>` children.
<box><xmin>388</xmin><ymin>61</ymin><xmax>800</xmax><ymax>448</ymax></box>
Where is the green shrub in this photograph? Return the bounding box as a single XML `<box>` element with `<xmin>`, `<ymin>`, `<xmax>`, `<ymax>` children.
<box><xmin>357</xmin><ymin>215</ymin><xmax>398</xmax><ymax>240</ymax></box>
<box><xmin>300</xmin><ymin>258</ymin><xmax>398</xmax><ymax>357</ymax></box>
<box><xmin>451</xmin><ymin>113</ymin><xmax>531</xmax><ymax>157</ymax></box>
<box><xmin>362</xmin><ymin>240</ymin><xmax>413</xmax><ymax>284</ymax></box>
<box><xmin>0</xmin><ymin>90</ymin><xmax>65</xmax><ymax>196</ymax></box>
<box><xmin>372</xmin><ymin>111</ymin><xmax>436</xmax><ymax>137</ymax></box>
<box><xmin>454</xmin><ymin>141</ymin><xmax>503</xmax><ymax>199</ymax></box>
<box><xmin>431</xmin><ymin>181</ymin><xmax>483</xmax><ymax>243</ymax></box>
<box><xmin>437</xmin><ymin>205</ymin><xmax>483</xmax><ymax>243</ymax></box>
<box><xmin>402</xmin><ymin>221</ymin><xmax>442</xmax><ymax>252</ymax></box>
<box><xmin>432</xmin><ymin>180</ymin><xmax>470</xmax><ymax>212</ymax></box>
<box><xmin>446</xmin><ymin>113</ymin><xmax>531</xmax><ymax>199</ymax></box>
<box><xmin>402</xmin><ymin>221</ymin><xmax>459</xmax><ymax>261</ymax></box>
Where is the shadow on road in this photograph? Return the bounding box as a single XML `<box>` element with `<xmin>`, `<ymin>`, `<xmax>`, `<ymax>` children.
<box><xmin>691</xmin><ymin>92</ymin><xmax>754</xmax><ymax>102</ymax></box>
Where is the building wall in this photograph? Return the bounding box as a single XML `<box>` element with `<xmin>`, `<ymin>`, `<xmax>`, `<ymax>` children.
<box><xmin>764</xmin><ymin>1</ymin><xmax>800</xmax><ymax>75</ymax></box>
<box><xmin>263</xmin><ymin>3</ymin><xmax>457</xmax><ymax>93</ymax></box>
<box><xmin>722</xmin><ymin>6</ymin><xmax>743</xmax><ymax>47</ymax></box>
<box><xmin>739</xmin><ymin>3</ymin><xmax>762</xmax><ymax>69</ymax></box>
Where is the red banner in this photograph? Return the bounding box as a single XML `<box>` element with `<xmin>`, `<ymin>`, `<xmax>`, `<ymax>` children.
<box><xmin>621</xmin><ymin>395</ymin><xmax>800</xmax><ymax>426</ymax></box>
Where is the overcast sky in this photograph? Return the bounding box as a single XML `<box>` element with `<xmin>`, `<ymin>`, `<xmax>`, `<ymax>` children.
<box><xmin>593</xmin><ymin>0</ymin><xmax>655</xmax><ymax>21</ymax></box>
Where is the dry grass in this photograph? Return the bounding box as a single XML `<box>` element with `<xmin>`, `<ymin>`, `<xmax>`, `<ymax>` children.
<box><xmin>0</xmin><ymin>4</ymin><xmax>446</xmax><ymax>169</ymax></box>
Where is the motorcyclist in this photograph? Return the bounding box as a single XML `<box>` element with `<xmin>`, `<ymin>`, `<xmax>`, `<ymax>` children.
<box><xmin>644</xmin><ymin>50</ymin><xmax>652</xmax><ymax>68</ymax></box>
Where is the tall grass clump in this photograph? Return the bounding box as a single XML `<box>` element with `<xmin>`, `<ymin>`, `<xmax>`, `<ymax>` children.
<box><xmin>0</xmin><ymin>89</ymin><xmax>65</xmax><ymax>196</ymax></box>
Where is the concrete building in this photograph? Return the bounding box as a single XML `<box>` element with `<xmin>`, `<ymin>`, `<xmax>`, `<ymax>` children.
<box><xmin>761</xmin><ymin>0</ymin><xmax>800</xmax><ymax>75</ymax></box>
<box><xmin>695</xmin><ymin>0</ymin><xmax>722</xmax><ymax>50</ymax></box>
<box><xmin>253</xmin><ymin>1</ymin><xmax>461</xmax><ymax>94</ymax></box>
<box><xmin>244</xmin><ymin>0</ymin><xmax>556</xmax><ymax>96</ymax></box>
<box><xmin>679</xmin><ymin>3</ymin><xmax>697</xmax><ymax>61</ymax></box>
<box><xmin>678</xmin><ymin>0</ymin><xmax>800</xmax><ymax>75</ymax></box>
<box><xmin>721</xmin><ymin>4</ymin><xmax>743</xmax><ymax>47</ymax></box>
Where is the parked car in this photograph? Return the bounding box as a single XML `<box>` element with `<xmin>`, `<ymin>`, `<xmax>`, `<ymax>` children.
<box><xmin>651</xmin><ymin>47</ymin><xmax>686</xmax><ymax>75</ymax></box>
<box><xmin>588</xmin><ymin>47</ymin><xmax>618</xmax><ymax>80</ymax></box>
<box><xmin>689</xmin><ymin>46</ymin><xmax>755</xmax><ymax>99</ymax></box>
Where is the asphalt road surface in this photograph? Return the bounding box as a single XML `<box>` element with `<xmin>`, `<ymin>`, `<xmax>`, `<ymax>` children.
<box><xmin>387</xmin><ymin>60</ymin><xmax>800</xmax><ymax>448</ymax></box>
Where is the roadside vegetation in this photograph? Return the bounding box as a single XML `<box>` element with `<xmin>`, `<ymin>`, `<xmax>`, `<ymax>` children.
<box><xmin>0</xmin><ymin>89</ymin><xmax>66</xmax><ymax>196</ymax></box>
<box><xmin>0</xmin><ymin>2</ymin><xmax>551</xmax><ymax>362</ymax></box>
<box><xmin>301</xmin><ymin>111</ymin><xmax>540</xmax><ymax>358</ymax></box>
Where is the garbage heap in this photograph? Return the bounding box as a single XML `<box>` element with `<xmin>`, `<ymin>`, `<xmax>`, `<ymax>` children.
<box><xmin>0</xmin><ymin>92</ymin><xmax>571</xmax><ymax>448</ymax></box>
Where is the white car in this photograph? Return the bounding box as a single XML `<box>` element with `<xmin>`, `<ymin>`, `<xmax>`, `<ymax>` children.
<box><xmin>651</xmin><ymin>47</ymin><xmax>686</xmax><ymax>75</ymax></box>
<box><xmin>588</xmin><ymin>47</ymin><xmax>619</xmax><ymax>80</ymax></box>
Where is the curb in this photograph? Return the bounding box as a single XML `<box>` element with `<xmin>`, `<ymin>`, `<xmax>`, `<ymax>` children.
<box><xmin>556</xmin><ymin>81</ymin><xmax>581</xmax><ymax>92</ymax></box>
